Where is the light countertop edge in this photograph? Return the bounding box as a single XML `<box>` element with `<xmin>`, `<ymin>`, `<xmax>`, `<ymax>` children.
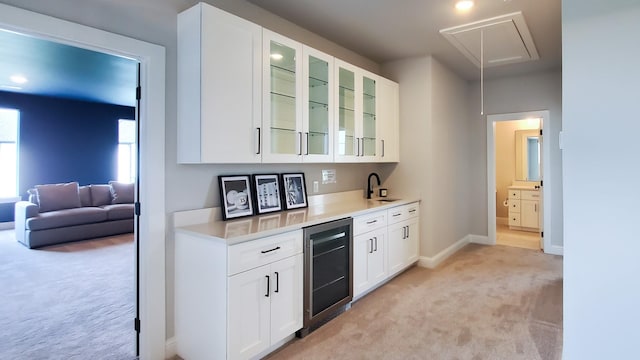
<box><xmin>175</xmin><ymin>197</ymin><xmax>420</xmax><ymax>246</ymax></box>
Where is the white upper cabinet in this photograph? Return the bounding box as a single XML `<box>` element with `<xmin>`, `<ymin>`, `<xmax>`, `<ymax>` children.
<box><xmin>302</xmin><ymin>46</ymin><xmax>334</xmax><ymax>163</ymax></box>
<box><xmin>377</xmin><ymin>77</ymin><xmax>400</xmax><ymax>162</ymax></box>
<box><xmin>177</xmin><ymin>3</ymin><xmax>262</xmax><ymax>164</ymax></box>
<box><xmin>177</xmin><ymin>3</ymin><xmax>399</xmax><ymax>164</ymax></box>
<box><xmin>262</xmin><ymin>30</ymin><xmax>304</xmax><ymax>163</ymax></box>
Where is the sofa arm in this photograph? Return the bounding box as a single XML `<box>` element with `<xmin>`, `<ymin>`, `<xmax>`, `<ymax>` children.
<box><xmin>14</xmin><ymin>201</ymin><xmax>39</xmax><ymax>246</ymax></box>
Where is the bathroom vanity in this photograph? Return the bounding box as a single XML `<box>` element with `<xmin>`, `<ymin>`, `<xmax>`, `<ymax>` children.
<box><xmin>508</xmin><ymin>186</ymin><xmax>540</xmax><ymax>232</ymax></box>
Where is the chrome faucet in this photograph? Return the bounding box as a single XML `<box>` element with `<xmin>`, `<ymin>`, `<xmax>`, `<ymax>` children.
<box><xmin>367</xmin><ymin>172</ymin><xmax>381</xmax><ymax>199</ymax></box>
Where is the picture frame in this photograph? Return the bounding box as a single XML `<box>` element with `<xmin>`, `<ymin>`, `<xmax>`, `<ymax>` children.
<box><xmin>281</xmin><ymin>173</ymin><xmax>308</xmax><ymax>210</ymax></box>
<box><xmin>218</xmin><ymin>175</ymin><xmax>254</xmax><ymax>220</ymax></box>
<box><xmin>252</xmin><ymin>174</ymin><xmax>283</xmax><ymax>214</ymax></box>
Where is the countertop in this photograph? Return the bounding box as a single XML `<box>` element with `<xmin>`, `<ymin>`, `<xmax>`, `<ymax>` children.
<box><xmin>175</xmin><ymin>194</ymin><xmax>419</xmax><ymax>245</ymax></box>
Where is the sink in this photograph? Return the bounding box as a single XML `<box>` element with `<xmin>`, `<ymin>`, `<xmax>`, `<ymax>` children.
<box><xmin>370</xmin><ymin>198</ymin><xmax>399</xmax><ymax>203</ymax></box>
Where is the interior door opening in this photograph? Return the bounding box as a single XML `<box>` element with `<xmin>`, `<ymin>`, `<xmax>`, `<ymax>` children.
<box><xmin>0</xmin><ymin>28</ymin><xmax>140</xmax><ymax>359</ymax></box>
<box><xmin>487</xmin><ymin>111</ymin><xmax>551</xmax><ymax>253</ymax></box>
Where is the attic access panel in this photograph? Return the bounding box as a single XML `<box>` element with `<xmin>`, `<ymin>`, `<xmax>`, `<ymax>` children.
<box><xmin>440</xmin><ymin>12</ymin><xmax>539</xmax><ymax>68</ymax></box>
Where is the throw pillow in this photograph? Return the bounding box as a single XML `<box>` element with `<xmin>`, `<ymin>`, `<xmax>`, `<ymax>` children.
<box><xmin>109</xmin><ymin>181</ymin><xmax>134</xmax><ymax>204</ymax></box>
<box><xmin>79</xmin><ymin>185</ymin><xmax>92</xmax><ymax>207</ymax></box>
<box><xmin>35</xmin><ymin>182</ymin><xmax>81</xmax><ymax>213</ymax></box>
<box><xmin>90</xmin><ymin>184</ymin><xmax>113</xmax><ymax>206</ymax></box>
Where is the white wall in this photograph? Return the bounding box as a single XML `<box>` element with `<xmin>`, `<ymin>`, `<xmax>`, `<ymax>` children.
<box><xmin>468</xmin><ymin>71</ymin><xmax>563</xmax><ymax>248</ymax></box>
<box><xmin>563</xmin><ymin>1</ymin><xmax>640</xmax><ymax>358</ymax></box>
<box><xmin>382</xmin><ymin>56</ymin><xmax>471</xmax><ymax>258</ymax></box>
<box><xmin>0</xmin><ymin>0</ymin><xmax>387</xmax><ymax>341</ymax></box>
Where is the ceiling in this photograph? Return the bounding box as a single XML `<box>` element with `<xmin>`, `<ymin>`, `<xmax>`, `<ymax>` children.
<box><xmin>246</xmin><ymin>0</ymin><xmax>562</xmax><ymax>80</ymax></box>
<box><xmin>0</xmin><ymin>0</ymin><xmax>561</xmax><ymax>107</ymax></box>
<box><xmin>0</xmin><ymin>29</ymin><xmax>137</xmax><ymax>107</ymax></box>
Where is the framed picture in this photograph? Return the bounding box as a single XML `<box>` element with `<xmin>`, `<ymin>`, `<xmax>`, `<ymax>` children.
<box><xmin>218</xmin><ymin>175</ymin><xmax>254</xmax><ymax>220</ymax></box>
<box><xmin>281</xmin><ymin>173</ymin><xmax>308</xmax><ymax>210</ymax></box>
<box><xmin>252</xmin><ymin>174</ymin><xmax>283</xmax><ymax>214</ymax></box>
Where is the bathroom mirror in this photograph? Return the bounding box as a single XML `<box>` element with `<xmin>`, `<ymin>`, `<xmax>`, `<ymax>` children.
<box><xmin>515</xmin><ymin>129</ymin><xmax>540</xmax><ymax>181</ymax></box>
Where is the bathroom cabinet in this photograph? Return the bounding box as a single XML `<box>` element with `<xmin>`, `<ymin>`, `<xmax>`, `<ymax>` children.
<box><xmin>508</xmin><ymin>188</ymin><xmax>540</xmax><ymax>231</ymax></box>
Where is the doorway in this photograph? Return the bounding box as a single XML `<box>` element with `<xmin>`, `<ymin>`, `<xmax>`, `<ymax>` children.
<box><xmin>0</xmin><ymin>3</ymin><xmax>166</xmax><ymax>359</ymax></box>
<box><xmin>487</xmin><ymin>110</ymin><xmax>552</xmax><ymax>253</ymax></box>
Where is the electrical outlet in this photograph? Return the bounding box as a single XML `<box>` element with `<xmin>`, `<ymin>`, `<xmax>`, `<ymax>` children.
<box><xmin>313</xmin><ymin>181</ymin><xmax>319</xmax><ymax>193</ymax></box>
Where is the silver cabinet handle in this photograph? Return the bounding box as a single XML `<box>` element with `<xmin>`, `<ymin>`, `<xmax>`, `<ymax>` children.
<box><xmin>305</xmin><ymin>132</ymin><xmax>309</xmax><ymax>155</ymax></box>
<box><xmin>265</xmin><ymin>275</ymin><xmax>270</xmax><ymax>297</ymax></box>
<box><xmin>407</xmin><ymin>225</ymin><xmax>410</xmax><ymax>238</ymax></box>
<box><xmin>298</xmin><ymin>132</ymin><xmax>303</xmax><ymax>155</ymax></box>
<box><xmin>374</xmin><ymin>236</ymin><xmax>378</xmax><ymax>252</ymax></box>
<box><xmin>369</xmin><ymin>238</ymin><xmax>373</xmax><ymax>253</ymax></box>
<box><xmin>256</xmin><ymin>127</ymin><xmax>261</xmax><ymax>154</ymax></box>
<box><xmin>366</xmin><ymin>219</ymin><xmax>378</xmax><ymax>225</ymax></box>
<box><xmin>381</xmin><ymin>139</ymin><xmax>385</xmax><ymax>157</ymax></box>
<box><xmin>274</xmin><ymin>272</ymin><xmax>279</xmax><ymax>293</ymax></box>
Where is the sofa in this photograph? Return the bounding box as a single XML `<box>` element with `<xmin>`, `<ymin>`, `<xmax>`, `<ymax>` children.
<box><xmin>14</xmin><ymin>181</ymin><xmax>135</xmax><ymax>249</ymax></box>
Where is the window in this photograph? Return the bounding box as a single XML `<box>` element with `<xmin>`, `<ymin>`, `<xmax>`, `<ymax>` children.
<box><xmin>0</xmin><ymin>108</ymin><xmax>19</xmax><ymax>198</ymax></box>
<box><xmin>118</xmin><ymin>119</ymin><xmax>136</xmax><ymax>183</ymax></box>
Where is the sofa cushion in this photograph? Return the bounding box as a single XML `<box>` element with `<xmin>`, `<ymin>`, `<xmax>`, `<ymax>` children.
<box><xmin>35</xmin><ymin>182</ymin><xmax>81</xmax><ymax>213</ymax></box>
<box><xmin>79</xmin><ymin>185</ymin><xmax>92</xmax><ymax>207</ymax></box>
<box><xmin>90</xmin><ymin>185</ymin><xmax>112</xmax><ymax>206</ymax></box>
<box><xmin>109</xmin><ymin>181</ymin><xmax>134</xmax><ymax>204</ymax></box>
<box><xmin>101</xmin><ymin>204</ymin><xmax>135</xmax><ymax>221</ymax></box>
<box><xmin>26</xmin><ymin>207</ymin><xmax>108</xmax><ymax>231</ymax></box>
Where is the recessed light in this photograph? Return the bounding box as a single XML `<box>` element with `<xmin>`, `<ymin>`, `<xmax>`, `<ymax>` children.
<box><xmin>455</xmin><ymin>0</ymin><xmax>474</xmax><ymax>11</ymax></box>
<box><xmin>270</xmin><ymin>53</ymin><xmax>283</xmax><ymax>61</ymax></box>
<box><xmin>9</xmin><ymin>74</ymin><xmax>28</xmax><ymax>84</ymax></box>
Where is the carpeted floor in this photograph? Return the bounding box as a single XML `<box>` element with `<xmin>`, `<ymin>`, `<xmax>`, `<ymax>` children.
<box><xmin>266</xmin><ymin>244</ymin><xmax>563</xmax><ymax>360</ymax></box>
<box><xmin>0</xmin><ymin>229</ymin><xmax>136</xmax><ymax>360</ymax></box>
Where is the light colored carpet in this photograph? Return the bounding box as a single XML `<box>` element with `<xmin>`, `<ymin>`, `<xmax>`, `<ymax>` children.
<box><xmin>267</xmin><ymin>244</ymin><xmax>563</xmax><ymax>360</ymax></box>
<box><xmin>496</xmin><ymin>224</ymin><xmax>541</xmax><ymax>250</ymax></box>
<box><xmin>0</xmin><ymin>229</ymin><xmax>136</xmax><ymax>359</ymax></box>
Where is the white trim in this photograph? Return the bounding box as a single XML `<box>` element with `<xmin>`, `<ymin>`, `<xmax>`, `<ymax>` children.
<box><xmin>0</xmin><ymin>4</ymin><xmax>166</xmax><ymax>359</ymax></box>
<box><xmin>165</xmin><ymin>337</ymin><xmax>177</xmax><ymax>359</ymax></box>
<box><xmin>418</xmin><ymin>236</ymin><xmax>470</xmax><ymax>269</ymax></box>
<box><xmin>548</xmin><ymin>244</ymin><xmax>564</xmax><ymax>256</ymax></box>
<box><xmin>0</xmin><ymin>222</ymin><xmax>15</xmax><ymax>230</ymax></box>
<box><xmin>496</xmin><ymin>216</ymin><xmax>508</xmax><ymax>226</ymax></box>
<box><xmin>487</xmin><ymin>110</ymin><xmax>552</xmax><ymax>254</ymax></box>
<box><xmin>468</xmin><ymin>234</ymin><xmax>491</xmax><ymax>245</ymax></box>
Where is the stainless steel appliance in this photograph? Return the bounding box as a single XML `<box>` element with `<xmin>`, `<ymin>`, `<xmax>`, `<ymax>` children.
<box><xmin>297</xmin><ymin>217</ymin><xmax>353</xmax><ymax>337</ymax></box>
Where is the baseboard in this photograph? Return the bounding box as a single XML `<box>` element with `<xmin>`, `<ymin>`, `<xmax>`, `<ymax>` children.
<box><xmin>418</xmin><ymin>236</ymin><xmax>470</xmax><ymax>269</ymax></box>
<box><xmin>0</xmin><ymin>222</ymin><xmax>14</xmax><ymax>230</ymax></box>
<box><xmin>468</xmin><ymin>234</ymin><xmax>492</xmax><ymax>245</ymax></box>
<box><xmin>496</xmin><ymin>217</ymin><xmax>508</xmax><ymax>226</ymax></box>
<box><xmin>547</xmin><ymin>244</ymin><xmax>564</xmax><ymax>256</ymax></box>
<box><xmin>165</xmin><ymin>337</ymin><xmax>177</xmax><ymax>359</ymax></box>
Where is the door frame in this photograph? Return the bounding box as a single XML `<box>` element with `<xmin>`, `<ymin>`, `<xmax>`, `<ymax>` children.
<box><xmin>0</xmin><ymin>4</ymin><xmax>167</xmax><ymax>359</ymax></box>
<box><xmin>486</xmin><ymin>110</ymin><xmax>551</xmax><ymax>253</ymax></box>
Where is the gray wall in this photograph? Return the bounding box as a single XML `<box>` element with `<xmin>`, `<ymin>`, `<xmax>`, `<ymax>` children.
<box><xmin>0</xmin><ymin>0</ymin><xmax>387</xmax><ymax>340</ymax></box>
<box><xmin>382</xmin><ymin>56</ymin><xmax>471</xmax><ymax>258</ymax></box>
<box><xmin>563</xmin><ymin>1</ymin><xmax>640</xmax><ymax>358</ymax></box>
<box><xmin>467</xmin><ymin>70</ymin><xmax>563</xmax><ymax>248</ymax></box>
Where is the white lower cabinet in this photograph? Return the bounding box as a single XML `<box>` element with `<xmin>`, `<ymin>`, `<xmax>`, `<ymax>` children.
<box><xmin>352</xmin><ymin>210</ymin><xmax>388</xmax><ymax>298</ymax></box>
<box><xmin>228</xmin><ymin>254</ymin><xmax>303</xmax><ymax>359</ymax></box>
<box><xmin>175</xmin><ymin>229</ymin><xmax>303</xmax><ymax>360</ymax></box>
<box><xmin>387</xmin><ymin>202</ymin><xmax>420</xmax><ymax>276</ymax></box>
<box><xmin>353</xmin><ymin>228</ymin><xmax>387</xmax><ymax>297</ymax></box>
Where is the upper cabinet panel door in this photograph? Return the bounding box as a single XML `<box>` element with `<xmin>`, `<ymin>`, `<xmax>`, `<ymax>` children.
<box><xmin>262</xmin><ymin>30</ymin><xmax>303</xmax><ymax>163</ymax></box>
<box><xmin>377</xmin><ymin>77</ymin><xmax>400</xmax><ymax>162</ymax></box>
<box><xmin>302</xmin><ymin>46</ymin><xmax>334</xmax><ymax>163</ymax></box>
<box><xmin>334</xmin><ymin>60</ymin><xmax>361</xmax><ymax>163</ymax></box>
<box><xmin>177</xmin><ymin>3</ymin><xmax>262</xmax><ymax>164</ymax></box>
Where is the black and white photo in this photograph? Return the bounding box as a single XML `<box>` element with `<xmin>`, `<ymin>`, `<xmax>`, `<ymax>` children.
<box><xmin>218</xmin><ymin>175</ymin><xmax>254</xmax><ymax>220</ymax></box>
<box><xmin>252</xmin><ymin>174</ymin><xmax>282</xmax><ymax>214</ymax></box>
<box><xmin>281</xmin><ymin>173</ymin><xmax>308</xmax><ymax>210</ymax></box>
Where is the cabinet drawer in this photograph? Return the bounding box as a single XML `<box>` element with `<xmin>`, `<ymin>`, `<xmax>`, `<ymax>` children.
<box><xmin>509</xmin><ymin>213</ymin><xmax>521</xmax><ymax>226</ymax></box>
<box><xmin>387</xmin><ymin>202</ymin><xmax>420</xmax><ymax>224</ymax></box>
<box><xmin>521</xmin><ymin>190</ymin><xmax>540</xmax><ymax>201</ymax></box>
<box><xmin>354</xmin><ymin>211</ymin><xmax>387</xmax><ymax>235</ymax></box>
<box><xmin>508</xmin><ymin>190</ymin><xmax>521</xmax><ymax>199</ymax></box>
<box><xmin>509</xmin><ymin>200</ymin><xmax>521</xmax><ymax>213</ymax></box>
<box><xmin>228</xmin><ymin>230</ymin><xmax>303</xmax><ymax>276</ymax></box>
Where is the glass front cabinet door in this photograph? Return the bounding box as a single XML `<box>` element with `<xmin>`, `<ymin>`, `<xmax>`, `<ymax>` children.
<box><xmin>302</xmin><ymin>46</ymin><xmax>334</xmax><ymax>162</ymax></box>
<box><xmin>334</xmin><ymin>60</ymin><xmax>359</xmax><ymax>162</ymax></box>
<box><xmin>334</xmin><ymin>60</ymin><xmax>378</xmax><ymax>162</ymax></box>
<box><xmin>263</xmin><ymin>30</ymin><xmax>303</xmax><ymax>163</ymax></box>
